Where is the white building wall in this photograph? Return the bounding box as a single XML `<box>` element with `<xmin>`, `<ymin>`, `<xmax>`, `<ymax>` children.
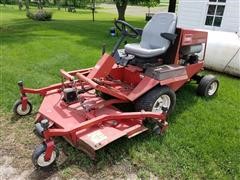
<box><xmin>177</xmin><ymin>0</ymin><xmax>207</xmax><ymax>28</ymax></box>
<box><xmin>220</xmin><ymin>0</ymin><xmax>240</xmax><ymax>33</ymax></box>
<box><xmin>177</xmin><ymin>0</ymin><xmax>240</xmax><ymax>34</ymax></box>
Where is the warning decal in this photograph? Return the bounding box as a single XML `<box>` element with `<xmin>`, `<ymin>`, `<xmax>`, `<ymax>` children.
<box><xmin>87</xmin><ymin>130</ymin><xmax>107</xmax><ymax>144</ymax></box>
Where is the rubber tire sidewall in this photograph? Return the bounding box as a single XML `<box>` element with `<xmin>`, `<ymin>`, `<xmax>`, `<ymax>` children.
<box><xmin>135</xmin><ymin>86</ymin><xmax>176</xmax><ymax>116</ymax></box>
<box><xmin>13</xmin><ymin>99</ymin><xmax>32</xmax><ymax>116</ymax></box>
<box><xmin>197</xmin><ymin>75</ymin><xmax>219</xmax><ymax>97</ymax></box>
<box><xmin>32</xmin><ymin>143</ymin><xmax>59</xmax><ymax>169</ymax></box>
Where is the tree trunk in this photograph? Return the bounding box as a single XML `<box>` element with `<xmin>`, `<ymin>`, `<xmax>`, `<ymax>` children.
<box><xmin>57</xmin><ymin>0</ymin><xmax>60</xmax><ymax>10</ymax></box>
<box><xmin>168</xmin><ymin>0</ymin><xmax>176</xmax><ymax>13</ymax></box>
<box><xmin>37</xmin><ymin>0</ymin><xmax>40</xmax><ymax>9</ymax></box>
<box><xmin>64</xmin><ymin>0</ymin><xmax>68</xmax><ymax>11</ymax></box>
<box><xmin>116</xmin><ymin>0</ymin><xmax>128</xmax><ymax>21</ymax></box>
<box><xmin>18</xmin><ymin>0</ymin><xmax>23</xmax><ymax>10</ymax></box>
<box><xmin>25</xmin><ymin>0</ymin><xmax>29</xmax><ymax>10</ymax></box>
<box><xmin>73</xmin><ymin>0</ymin><xmax>76</xmax><ymax>7</ymax></box>
<box><xmin>38</xmin><ymin>0</ymin><xmax>43</xmax><ymax>9</ymax></box>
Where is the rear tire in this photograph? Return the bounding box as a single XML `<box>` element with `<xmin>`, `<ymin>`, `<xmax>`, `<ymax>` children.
<box><xmin>197</xmin><ymin>75</ymin><xmax>219</xmax><ymax>97</ymax></box>
<box><xmin>135</xmin><ymin>86</ymin><xmax>176</xmax><ymax>116</ymax></box>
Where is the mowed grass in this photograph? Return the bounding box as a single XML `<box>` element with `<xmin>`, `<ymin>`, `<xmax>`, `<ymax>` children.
<box><xmin>1</xmin><ymin>5</ymin><xmax>240</xmax><ymax>179</ymax></box>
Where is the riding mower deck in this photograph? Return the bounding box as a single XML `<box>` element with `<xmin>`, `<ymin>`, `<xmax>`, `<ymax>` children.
<box><xmin>13</xmin><ymin>13</ymin><xmax>219</xmax><ymax>168</ymax></box>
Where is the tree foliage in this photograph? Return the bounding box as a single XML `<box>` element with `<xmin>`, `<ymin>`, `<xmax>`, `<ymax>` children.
<box><xmin>130</xmin><ymin>0</ymin><xmax>159</xmax><ymax>8</ymax></box>
<box><xmin>1</xmin><ymin>0</ymin><xmax>93</xmax><ymax>10</ymax></box>
<box><xmin>113</xmin><ymin>0</ymin><xmax>160</xmax><ymax>20</ymax></box>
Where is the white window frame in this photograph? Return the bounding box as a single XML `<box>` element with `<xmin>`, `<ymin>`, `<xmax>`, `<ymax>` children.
<box><xmin>205</xmin><ymin>0</ymin><xmax>226</xmax><ymax>27</ymax></box>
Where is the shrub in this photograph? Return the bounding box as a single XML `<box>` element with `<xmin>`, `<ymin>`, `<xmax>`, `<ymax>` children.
<box><xmin>26</xmin><ymin>10</ymin><xmax>52</xmax><ymax>21</ymax></box>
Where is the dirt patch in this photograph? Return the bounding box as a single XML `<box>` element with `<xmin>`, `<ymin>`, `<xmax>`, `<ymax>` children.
<box><xmin>0</xmin><ymin>113</ymin><xmax>61</xmax><ymax>180</ymax></box>
<box><xmin>0</xmin><ymin>113</ymin><xmax>144</xmax><ymax>179</ymax></box>
<box><xmin>0</xmin><ymin>151</ymin><xmax>62</xmax><ymax>180</ymax></box>
<box><xmin>0</xmin><ymin>155</ymin><xmax>30</xmax><ymax>180</ymax></box>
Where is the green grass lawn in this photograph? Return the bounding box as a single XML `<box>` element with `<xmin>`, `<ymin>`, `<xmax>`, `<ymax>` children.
<box><xmin>0</xmin><ymin>5</ymin><xmax>240</xmax><ymax>179</ymax></box>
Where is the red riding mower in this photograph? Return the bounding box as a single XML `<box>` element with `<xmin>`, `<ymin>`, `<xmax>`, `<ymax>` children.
<box><xmin>13</xmin><ymin>13</ymin><xmax>219</xmax><ymax>168</ymax></box>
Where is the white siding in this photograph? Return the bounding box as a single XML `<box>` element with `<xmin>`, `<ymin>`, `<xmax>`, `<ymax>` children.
<box><xmin>218</xmin><ymin>0</ymin><xmax>239</xmax><ymax>32</ymax></box>
<box><xmin>177</xmin><ymin>0</ymin><xmax>240</xmax><ymax>33</ymax></box>
<box><xmin>177</xmin><ymin>0</ymin><xmax>207</xmax><ymax>28</ymax></box>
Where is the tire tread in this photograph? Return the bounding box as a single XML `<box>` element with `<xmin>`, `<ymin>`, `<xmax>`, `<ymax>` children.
<box><xmin>135</xmin><ymin>86</ymin><xmax>176</xmax><ymax>115</ymax></box>
<box><xmin>13</xmin><ymin>99</ymin><xmax>32</xmax><ymax>116</ymax></box>
<box><xmin>197</xmin><ymin>75</ymin><xmax>219</xmax><ymax>97</ymax></box>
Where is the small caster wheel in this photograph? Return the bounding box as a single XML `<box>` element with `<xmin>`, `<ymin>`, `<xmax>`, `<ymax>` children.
<box><xmin>153</xmin><ymin>125</ymin><xmax>161</xmax><ymax>135</ymax></box>
<box><xmin>197</xmin><ymin>75</ymin><xmax>219</xmax><ymax>97</ymax></box>
<box><xmin>32</xmin><ymin>143</ymin><xmax>59</xmax><ymax>169</ymax></box>
<box><xmin>153</xmin><ymin>121</ymin><xmax>168</xmax><ymax>135</ymax></box>
<box><xmin>13</xmin><ymin>99</ymin><xmax>32</xmax><ymax>116</ymax></box>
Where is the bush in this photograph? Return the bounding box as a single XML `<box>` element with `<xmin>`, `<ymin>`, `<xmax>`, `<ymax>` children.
<box><xmin>26</xmin><ymin>10</ymin><xmax>52</xmax><ymax>21</ymax></box>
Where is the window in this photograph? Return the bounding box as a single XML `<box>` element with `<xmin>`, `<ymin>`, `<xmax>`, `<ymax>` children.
<box><xmin>205</xmin><ymin>0</ymin><xmax>226</xmax><ymax>27</ymax></box>
<box><xmin>209</xmin><ymin>0</ymin><xmax>226</xmax><ymax>2</ymax></box>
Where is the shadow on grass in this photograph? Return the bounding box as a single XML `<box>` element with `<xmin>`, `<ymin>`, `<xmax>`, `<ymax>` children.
<box><xmin>23</xmin><ymin>83</ymin><xmax>200</xmax><ymax>179</ymax></box>
<box><xmin>28</xmin><ymin>168</ymin><xmax>59</xmax><ymax>180</ymax></box>
<box><xmin>1</xmin><ymin>19</ymin><xmax>143</xmax><ymax>51</ymax></box>
<box><xmin>27</xmin><ymin>136</ymin><xmax>144</xmax><ymax>179</ymax></box>
<box><xmin>6</xmin><ymin>80</ymin><xmax>201</xmax><ymax>179</ymax></box>
<box><xmin>10</xmin><ymin>112</ymin><xmax>38</xmax><ymax>123</ymax></box>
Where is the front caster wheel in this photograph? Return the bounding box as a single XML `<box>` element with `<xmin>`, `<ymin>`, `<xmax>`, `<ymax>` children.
<box><xmin>153</xmin><ymin>121</ymin><xmax>168</xmax><ymax>135</ymax></box>
<box><xmin>197</xmin><ymin>75</ymin><xmax>219</xmax><ymax>97</ymax></box>
<box><xmin>32</xmin><ymin>143</ymin><xmax>59</xmax><ymax>169</ymax></box>
<box><xmin>13</xmin><ymin>99</ymin><xmax>32</xmax><ymax>116</ymax></box>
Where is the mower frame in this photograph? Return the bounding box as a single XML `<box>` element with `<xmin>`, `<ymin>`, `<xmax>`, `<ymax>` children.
<box><xmin>14</xmin><ymin>27</ymin><xmax>216</xmax><ymax>167</ymax></box>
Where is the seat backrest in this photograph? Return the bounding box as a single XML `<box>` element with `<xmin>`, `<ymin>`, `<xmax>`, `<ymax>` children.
<box><xmin>140</xmin><ymin>13</ymin><xmax>177</xmax><ymax>51</ymax></box>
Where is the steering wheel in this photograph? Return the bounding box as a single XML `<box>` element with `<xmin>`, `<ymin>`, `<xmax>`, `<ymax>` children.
<box><xmin>114</xmin><ymin>20</ymin><xmax>139</xmax><ymax>38</ymax></box>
